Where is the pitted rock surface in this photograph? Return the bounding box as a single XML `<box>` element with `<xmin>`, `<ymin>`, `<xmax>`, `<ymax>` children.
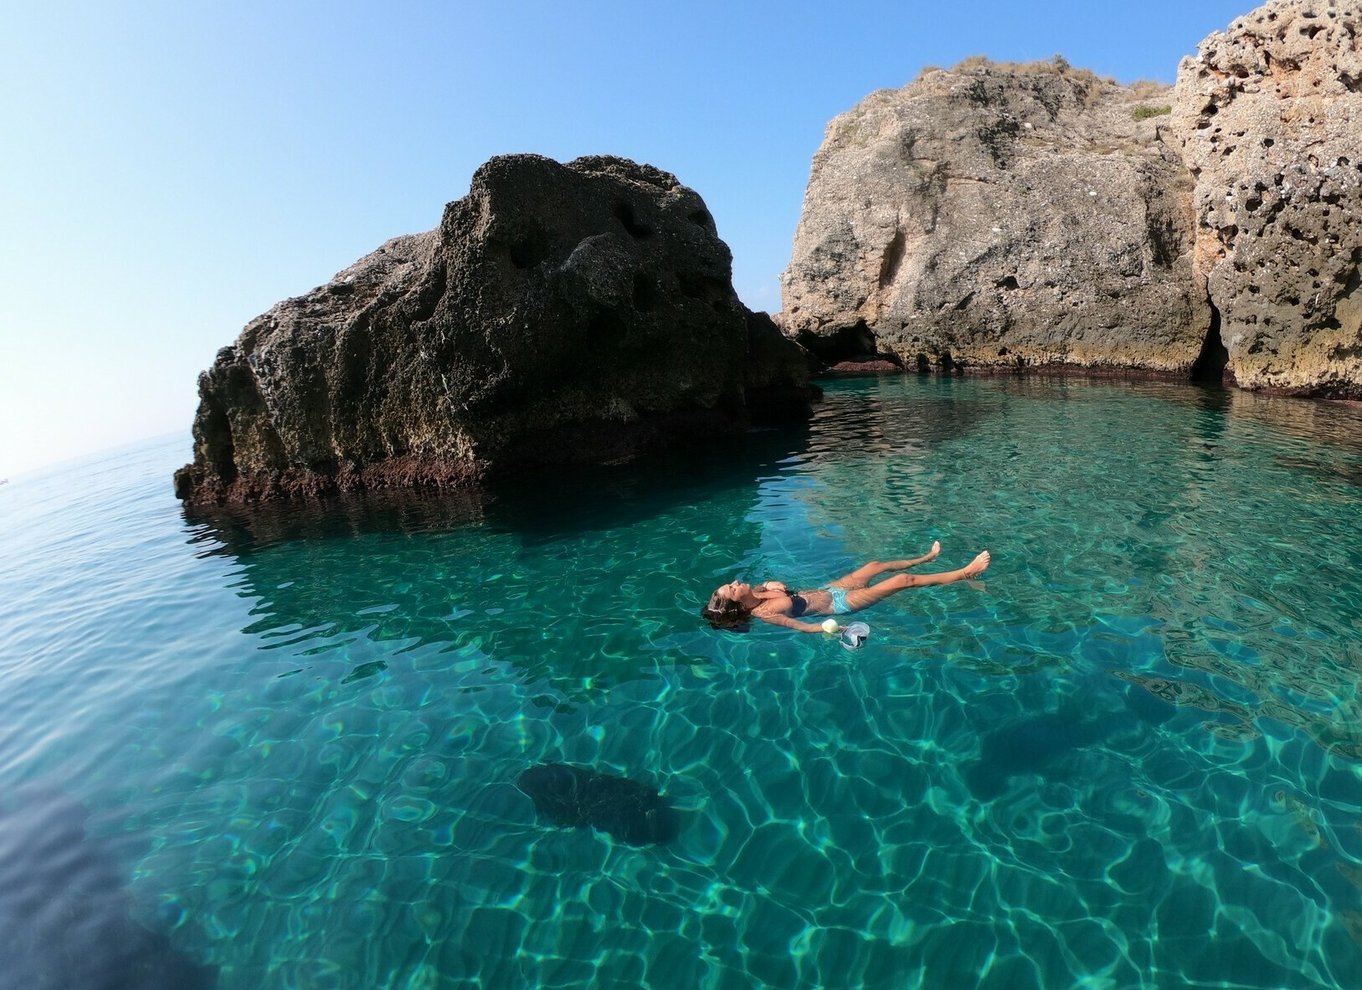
<box><xmin>781</xmin><ymin>59</ymin><xmax>1209</xmax><ymax>373</ymax></box>
<box><xmin>1172</xmin><ymin>0</ymin><xmax>1362</xmax><ymax>395</ymax></box>
<box><xmin>175</xmin><ymin>155</ymin><xmax>813</xmax><ymax>505</ymax></box>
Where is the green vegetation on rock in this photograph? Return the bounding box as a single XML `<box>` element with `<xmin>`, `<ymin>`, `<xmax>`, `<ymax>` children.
<box><xmin>1132</xmin><ymin>104</ymin><xmax>1172</xmax><ymax>121</ymax></box>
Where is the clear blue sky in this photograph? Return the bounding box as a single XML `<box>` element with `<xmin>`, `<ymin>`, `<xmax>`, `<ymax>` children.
<box><xmin>0</xmin><ymin>0</ymin><xmax>1252</xmax><ymax>478</ymax></box>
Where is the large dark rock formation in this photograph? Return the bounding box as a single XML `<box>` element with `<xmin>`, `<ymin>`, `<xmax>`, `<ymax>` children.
<box><xmin>781</xmin><ymin>59</ymin><xmax>1209</xmax><ymax>374</ymax></box>
<box><xmin>175</xmin><ymin>155</ymin><xmax>815</xmax><ymax>505</ymax></box>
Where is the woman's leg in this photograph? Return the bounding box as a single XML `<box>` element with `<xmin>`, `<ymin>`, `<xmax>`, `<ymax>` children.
<box><xmin>843</xmin><ymin>551</ymin><xmax>990</xmax><ymax>610</ymax></box>
<box><xmin>832</xmin><ymin>541</ymin><xmax>942</xmax><ymax>589</ymax></box>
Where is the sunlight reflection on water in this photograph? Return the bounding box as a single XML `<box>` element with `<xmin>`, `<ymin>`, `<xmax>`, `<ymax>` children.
<box><xmin>2</xmin><ymin>378</ymin><xmax>1362</xmax><ymax>989</ymax></box>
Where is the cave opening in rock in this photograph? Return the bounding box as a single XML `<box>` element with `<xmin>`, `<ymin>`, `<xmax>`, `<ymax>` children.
<box><xmin>1190</xmin><ymin>303</ymin><xmax>1229</xmax><ymax>383</ymax></box>
<box><xmin>797</xmin><ymin>320</ymin><xmax>893</xmax><ymax>367</ymax></box>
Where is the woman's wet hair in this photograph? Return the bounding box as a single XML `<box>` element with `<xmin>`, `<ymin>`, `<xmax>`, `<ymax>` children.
<box><xmin>701</xmin><ymin>589</ymin><xmax>751</xmax><ymax>631</ymax></box>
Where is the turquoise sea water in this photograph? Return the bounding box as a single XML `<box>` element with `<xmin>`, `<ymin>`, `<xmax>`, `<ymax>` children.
<box><xmin>3</xmin><ymin>375</ymin><xmax>1362</xmax><ymax>989</ymax></box>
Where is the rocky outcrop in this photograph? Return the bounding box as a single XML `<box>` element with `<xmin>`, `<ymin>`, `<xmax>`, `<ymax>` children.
<box><xmin>781</xmin><ymin>59</ymin><xmax>1211</xmax><ymax>374</ymax></box>
<box><xmin>175</xmin><ymin>155</ymin><xmax>815</xmax><ymax>505</ymax></box>
<box><xmin>1172</xmin><ymin>0</ymin><xmax>1362</xmax><ymax>396</ymax></box>
<box><xmin>782</xmin><ymin>1</ymin><xmax>1362</xmax><ymax>394</ymax></box>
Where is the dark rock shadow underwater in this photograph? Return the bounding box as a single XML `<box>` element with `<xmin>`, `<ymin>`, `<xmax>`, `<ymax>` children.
<box><xmin>964</xmin><ymin>684</ymin><xmax>1177</xmax><ymax>801</ymax></box>
<box><xmin>516</xmin><ymin>764</ymin><xmax>681</xmax><ymax>846</ymax></box>
<box><xmin>0</xmin><ymin>788</ymin><xmax>218</xmax><ymax>990</ymax></box>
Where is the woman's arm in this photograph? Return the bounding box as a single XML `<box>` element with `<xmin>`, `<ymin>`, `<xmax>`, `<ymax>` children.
<box><xmin>753</xmin><ymin>612</ymin><xmax>827</xmax><ymax>633</ymax></box>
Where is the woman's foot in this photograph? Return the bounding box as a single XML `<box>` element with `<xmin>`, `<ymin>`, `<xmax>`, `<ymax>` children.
<box><xmin>925</xmin><ymin>540</ymin><xmax>941</xmax><ymax>561</ymax></box>
<box><xmin>962</xmin><ymin>550</ymin><xmax>990</xmax><ymax>578</ymax></box>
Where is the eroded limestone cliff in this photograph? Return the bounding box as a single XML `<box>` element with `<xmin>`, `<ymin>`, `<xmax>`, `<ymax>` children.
<box><xmin>782</xmin><ymin>0</ymin><xmax>1362</xmax><ymax>394</ymax></box>
<box><xmin>1173</xmin><ymin>0</ymin><xmax>1362</xmax><ymax>395</ymax></box>
<box><xmin>781</xmin><ymin>59</ymin><xmax>1210</xmax><ymax>374</ymax></box>
<box><xmin>176</xmin><ymin>155</ymin><xmax>814</xmax><ymax>505</ymax></box>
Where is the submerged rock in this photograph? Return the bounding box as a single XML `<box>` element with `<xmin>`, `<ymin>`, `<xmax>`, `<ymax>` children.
<box><xmin>781</xmin><ymin>57</ymin><xmax>1209</xmax><ymax>374</ymax></box>
<box><xmin>1171</xmin><ymin>0</ymin><xmax>1362</xmax><ymax>396</ymax></box>
<box><xmin>175</xmin><ymin>155</ymin><xmax>815</xmax><ymax>505</ymax></box>
<box><xmin>0</xmin><ymin>787</ymin><xmax>218</xmax><ymax>990</ymax></box>
<box><xmin>516</xmin><ymin>763</ymin><xmax>680</xmax><ymax>845</ymax></box>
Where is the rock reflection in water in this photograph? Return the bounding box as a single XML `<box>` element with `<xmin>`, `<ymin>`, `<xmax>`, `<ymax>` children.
<box><xmin>177</xmin><ymin>426</ymin><xmax>810</xmax><ymax>703</ymax></box>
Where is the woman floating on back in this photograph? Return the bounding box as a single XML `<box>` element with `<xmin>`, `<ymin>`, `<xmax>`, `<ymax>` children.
<box><xmin>702</xmin><ymin>542</ymin><xmax>990</xmax><ymax>633</ymax></box>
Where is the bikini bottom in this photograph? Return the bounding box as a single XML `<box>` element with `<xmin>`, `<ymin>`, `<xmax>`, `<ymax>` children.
<box><xmin>821</xmin><ymin>585</ymin><xmax>853</xmax><ymax>615</ymax></box>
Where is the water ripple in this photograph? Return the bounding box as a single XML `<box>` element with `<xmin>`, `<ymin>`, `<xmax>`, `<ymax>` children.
<box><xmin>4</xmin><ymin>384</ymin><xmax>1362</xmax><ymax>988</ymax></box>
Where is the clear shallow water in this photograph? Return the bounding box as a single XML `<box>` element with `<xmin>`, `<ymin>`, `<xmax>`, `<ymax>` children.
<box><xmin>2</xmin><ymin>376</ymin><xmax>1362</xmax><ymax>988</ymax></box>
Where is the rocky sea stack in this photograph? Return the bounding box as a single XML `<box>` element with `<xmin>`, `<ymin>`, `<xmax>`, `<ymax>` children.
<box><xmin>175</xmin><ymin>155</ymin><xmax>815</xmax><ymax>505</ymax></box>
<box><xmin>782</xmin><ymin>0</ymin><xmax>1362</xmax><ymax>392</ymax></box>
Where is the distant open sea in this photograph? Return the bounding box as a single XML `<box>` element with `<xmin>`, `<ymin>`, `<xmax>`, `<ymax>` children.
<box><xmin>2</xmin><ymin>375</ymin><xmax>1362</xmax><ymax>989</ymax></box>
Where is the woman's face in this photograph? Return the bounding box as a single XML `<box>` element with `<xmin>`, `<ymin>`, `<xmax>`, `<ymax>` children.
<box><xmin>709</xmin><ymin>580</ymin><xmax>750</xmax><ymax>610</ymax></box>
<box><xmin>718</xmin><ymin>580</ymin><xmax>750</xmax><ymax>601</ymax></box>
